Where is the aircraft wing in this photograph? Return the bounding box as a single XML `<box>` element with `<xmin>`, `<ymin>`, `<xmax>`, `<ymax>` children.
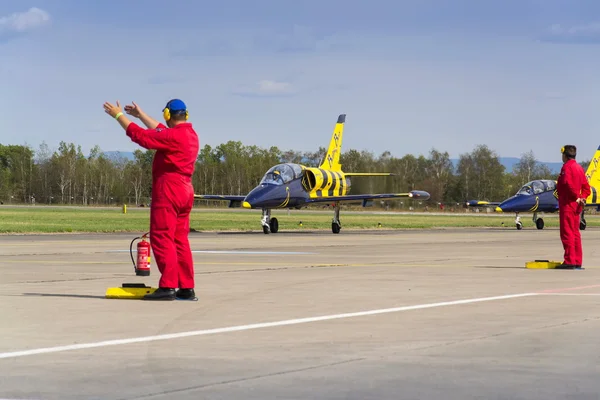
<box><xmin>194</xmin><ymin>194</ymin><xmax>246</xmax><ymax>208</ymax></box>
<box><xmin>305</xmin><ymin>190</ymin><xmax>430</xmax><ymax>205</ymax></box>
<box><xmin>466</xmin><ymin>200</ymin><xmax>501</xmax><ymax>207</ymax></box>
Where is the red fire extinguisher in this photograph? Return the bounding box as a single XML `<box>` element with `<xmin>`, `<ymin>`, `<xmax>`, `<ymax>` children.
<box><xmin>130</xmin><ymin>232</ymin><xmax>151</xmax><ymax>276</ymax></box>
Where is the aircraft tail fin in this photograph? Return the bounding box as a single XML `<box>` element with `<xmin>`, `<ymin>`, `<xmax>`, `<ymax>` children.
<box><xmin>584</xmin><ymin>146</ymin><xmax>600</xmax><ymax>203</ymax></box>
<box><xmin>319</xmin><ymin>114</ymin><xmax>345</xmax><ymax>171</ymax></box>
<box><xmin>585</xmin><ymin>146</ymin><xmax>600</xmax><ymax>188</ymax></box>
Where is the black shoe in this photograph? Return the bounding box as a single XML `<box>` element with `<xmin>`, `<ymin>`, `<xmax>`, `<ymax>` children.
<box><xmin>175</xmin><ymin>288</ymin><xmax>196</xmax><ymax>300</ymax></box>
<box><xmin>143</xmin><ymin>288</ymin><xmax>176</xmax><ymax>300</ymax></box>
<box><xmin>556</xmin><ymin>263</ymin><xmax>577</xmax><ymax>270</ymax></box>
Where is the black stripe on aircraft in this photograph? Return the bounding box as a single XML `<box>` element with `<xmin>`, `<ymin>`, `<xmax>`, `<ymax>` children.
<box><xmin>319</xmin><ymin>168</ymin><xmax>329</xmax><ymax>191</ymax></box>
<box><xmin>322</xmin><ymin>170</ymin><xmax>330</xmax><ymax>191</ymax></box>
<box><xmin>332</xmin><ymin>171</ymin><xmax>342</xmax><ymax>195</ymax></box>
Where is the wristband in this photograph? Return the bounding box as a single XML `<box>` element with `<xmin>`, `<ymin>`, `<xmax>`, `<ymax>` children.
<box><xmin>115</xmin><ymin>112</ymin><xmax>123</xmax><ymax>120</ymax></box>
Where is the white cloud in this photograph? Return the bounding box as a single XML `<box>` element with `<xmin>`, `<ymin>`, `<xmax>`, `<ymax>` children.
<box><xmin>256</xmin><ymin>80</ymin><xmax>293</xmax><ymax>94</ymax></box>
<box><xmin>231</xmin><ymin>80</ymin><xmax>296</xmax><ymax>97</ymax></box>
<box><xmin>549</xmin><ymin>23</ymin><xmax>600</xmax><ymax>36</ymax></box>
<box><xmin>0</xmin><ymin>7</ymin><xmax>50</xmax><ymax>34</ymax></box>
<box><xmin>542</xmin><ymin>22</ymin><xmax>600</xmax><ymax>43</ymax></box>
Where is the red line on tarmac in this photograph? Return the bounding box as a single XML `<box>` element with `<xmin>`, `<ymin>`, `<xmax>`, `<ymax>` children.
<box><xmin>537</xmin><ymin>284</ymin><xmax>600</xmax><ymax>294</ymax></box>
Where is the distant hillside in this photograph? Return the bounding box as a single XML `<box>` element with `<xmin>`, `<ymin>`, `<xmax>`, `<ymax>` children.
<box><xmin>102</xmin><ymin>151</ymin><xmax>564</xmax><ymax>174</ymax></box>
<box><xmin>450</xmin><ymin>157</ymin><xmax>563</xmax><ymax>174</ymax></box>
<box><xmin>103</xmin><ymin>151</ymin><xmax>135</xmax><ymax>161</ymax></box>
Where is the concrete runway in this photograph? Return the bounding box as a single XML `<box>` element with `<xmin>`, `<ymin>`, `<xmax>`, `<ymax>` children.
<box><xmin>1</xmin><ymin>227</ymin><xmax>600</xmax><ymax>400</ymax></box>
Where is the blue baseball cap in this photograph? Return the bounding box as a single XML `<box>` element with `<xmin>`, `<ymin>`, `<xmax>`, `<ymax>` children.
<box><xmin>164</xmin><ymin>99</ymin><xmax>187</xmax><ymax>112</ymax></box>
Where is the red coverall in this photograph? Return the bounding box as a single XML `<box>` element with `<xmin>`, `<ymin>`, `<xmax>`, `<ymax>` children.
<box><xmin>557</xmin><ymin>159</ymin><xmax>591</xmax><ymax>266</ymax></box>
<box><xmin>126</xmin><ymin>121</ymin><xmax>199</xmax><ymax>289</ymax></box>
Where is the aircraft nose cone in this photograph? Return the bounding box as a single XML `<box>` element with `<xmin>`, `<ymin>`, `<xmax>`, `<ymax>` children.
<box><xmin>495</xmin><ymin>206</ymin><xmax>502</xmax><ymax>212</ymax></box>
<box><xmin>245</xmin><ymin>184</ymin><xmax>288</xmax><ymax>209</ymax></box>
<box><xmin>242</xmin><ymin>201</ymin><xmax>251</xmax><ymax>209</ymax></box>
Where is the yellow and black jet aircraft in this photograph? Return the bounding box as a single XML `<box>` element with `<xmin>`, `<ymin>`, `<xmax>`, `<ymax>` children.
<box><xmin>195</xmin><ymin>114</ymin><xmax>431</xmax><ymax>234</ymax></box>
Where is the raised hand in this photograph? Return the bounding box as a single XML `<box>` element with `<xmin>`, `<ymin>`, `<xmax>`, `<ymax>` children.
<box><xmin>124</xmin><ymin>101</ymin><xmax>143</xmax><ymax>118</ymax></box>
<box><xmin>103</xmin><ymin>101</ymin><xmax>122</xmax><ymax>118</ymax></box>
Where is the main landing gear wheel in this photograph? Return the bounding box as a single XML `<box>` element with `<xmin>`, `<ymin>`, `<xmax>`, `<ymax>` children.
<box><xmin>269</xmin><ymin>217</ymin><xmax>279</xmax><ymax>233</ymax></box>
<box><xmin>332</xmin><ymin>202</ymin><xmax>341</xmax><ymax>234</ymax></box>
<box><xmin>533</xmin><ymin>212</ymin><xmax>544</xmax><ymax>230</ymax></box>
<box><xmin>580</xmin><ymin>210</ymin><xmax>587</xmax><ymax>230</ymax></box>
<box><xmin>536</xmin><ymin>218</ymin><xmax>544</xmax><ymax>230</ymax></box>
<box><xmin>332</xmin><ymin>221</ymin><xmax>341</xmax><ymax>234</ymax></box>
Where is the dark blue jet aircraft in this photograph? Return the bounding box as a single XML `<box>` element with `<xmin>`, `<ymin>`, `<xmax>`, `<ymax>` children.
<box><xmin>195</xmin><ymin>114</ymin><xmax>431</xmax><ymax>234</ymax></box>
<box><xmin>466</xmin><ymin>146</ymin><xmax>600</xmax><ymax>230</ymax></box>
<box><xmin>467</xmin><ymin>179</ymin><xmax>600</xmax><ymax>230</ymax></box>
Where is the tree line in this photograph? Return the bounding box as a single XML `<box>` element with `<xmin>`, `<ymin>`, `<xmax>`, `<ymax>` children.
<box><xmin>0</xmin><ymin>141</ymin><xmax>586</xmax><ymax>209</ymax></box>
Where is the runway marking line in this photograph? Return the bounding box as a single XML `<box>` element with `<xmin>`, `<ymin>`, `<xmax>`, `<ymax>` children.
<box><xmin>0</xmin><ymin>292</ymin><xmax>536</xmax><ymax>360</ymax></box>
<box><xmin>2</xmin><ymin>282</ymin><xmax>598</xmax><ymax>361</ymax></box>
<box><xmin>106</xmin><ymin>250</ymin><xmax>318</xmax><ymax>255</ymax></box>
<box><xmin>0</xmin><ymin>261</ymin><xmax>317</xmax><ymax>266</ymax></box>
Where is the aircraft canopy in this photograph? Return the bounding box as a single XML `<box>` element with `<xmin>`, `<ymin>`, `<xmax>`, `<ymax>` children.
<box><xmin>260</xmin><ymin>163</ymin><xmax>303</xmax><ymax>185</ymax></box>
<box><xmin>516</xmin><ymin>179</ymin><xmax>556</xmax><ymax>195</ymax></box>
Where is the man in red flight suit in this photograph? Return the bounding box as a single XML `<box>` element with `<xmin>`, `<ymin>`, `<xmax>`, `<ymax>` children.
<box><xmin>556</xmin><ymin>145</ymin><xmax>590</xmax><ymax>269</ymax></box>
<box><xmin>103</xmin><ymin>99</ymin><xmax>199</xmax><ymax>300</ymax></box>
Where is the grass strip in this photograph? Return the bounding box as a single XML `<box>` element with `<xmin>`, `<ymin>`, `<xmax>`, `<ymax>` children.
<box><xmin>0</xmin><ymin>206</ymin><xmax>595</xmax><ymax>234</ymax></box>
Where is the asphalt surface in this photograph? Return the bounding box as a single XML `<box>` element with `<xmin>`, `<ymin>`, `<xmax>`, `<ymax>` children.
<box><xmin>1</xmin><ymin>227</ymin><xmax>600</xmax><ymax>399</ymax></box>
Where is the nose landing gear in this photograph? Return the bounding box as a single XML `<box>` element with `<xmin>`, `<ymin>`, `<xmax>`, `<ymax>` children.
<box><xmin>514</xmin><ymin>212</ymin><xmax>545</xmax><ymax>230</ymax></box>
<box><xmin>261</xmin><ymin>208</ymin><xmax>279</xmax><ymax>234</ymax></box>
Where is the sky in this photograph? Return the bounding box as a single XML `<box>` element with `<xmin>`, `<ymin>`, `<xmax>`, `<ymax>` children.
<box><xmin>2</xmin><ymin>0</ymin><xmax>600</xmax><ymax>163</ymax></box>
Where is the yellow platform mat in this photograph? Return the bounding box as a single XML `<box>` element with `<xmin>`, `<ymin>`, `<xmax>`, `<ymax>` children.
<box><xmin>526</xmin><ymin>260</ymin><xmax>565</xmax><ymax>269</ymax></box>
<box><xmin>105</xmin><ymin>283</ymin><xmax>156</xmax><ymax>299</ymax></box>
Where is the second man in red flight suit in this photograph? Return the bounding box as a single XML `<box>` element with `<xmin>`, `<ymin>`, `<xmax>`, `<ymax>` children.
<box><xmin>556</xmin><ymin>145</ymin><xmax>590</xmax><ymax>269</ymax></box>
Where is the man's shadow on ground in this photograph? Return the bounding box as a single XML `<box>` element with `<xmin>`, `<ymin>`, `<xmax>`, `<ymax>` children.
<box><xmin>18</xmin><ymin>293</ymin><xmax>107</xmax><ymax>300</ymax></box>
